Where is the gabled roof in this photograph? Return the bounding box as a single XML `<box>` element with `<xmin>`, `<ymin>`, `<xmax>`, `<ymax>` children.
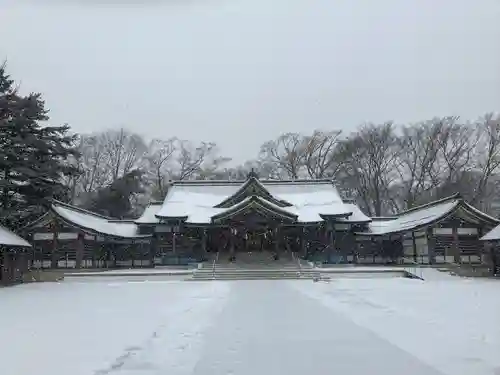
<box><xmin>214</xmin><ymin>176</ymin><xmax>292</xmax><ymax>208</ymax></box>
<box><xmin>47</xmin><ymin>201</ymin><xmax>149</xmax><ymax>239</ymax></box>
<box><xmin>212</xmin><ymin>196</ymin><xmax>298</xmax><ymax>224</ymax></box>
<box><xmin>0</xmin><ymin>225</ymin><xmax>32</xmax><ymax>248</ymax></box>
<box><xmin>155</xmin><ymin>178</ymin><xmax>364</xmax><ymax>224</ymax></box>
<box><xmin>359</xmin><ymin>194</ymin><xmax>499</xmax><ymax>236</ymax></box>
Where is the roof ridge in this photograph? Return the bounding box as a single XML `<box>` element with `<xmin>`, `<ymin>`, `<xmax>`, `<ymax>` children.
<box><xmin>395</xmin><ymin>193</ymin><xmax>461</xmax><ymax>216</ymax></box>
<box><xmin>51</xmin><ymin>199</ymin><xmax>114</xmax><ymax>220</ymax></box>
<box><xmin>170</xmin><ymin>178</ymin><xmax>334</xmax><ymax>185</ymax></box>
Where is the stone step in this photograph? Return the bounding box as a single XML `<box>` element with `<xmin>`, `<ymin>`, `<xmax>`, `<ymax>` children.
<box><xmin>192</xmin><ymin>271</ymin><xmax>318</xmax><ymax>280</ymax></box>
<box><xmin>190</xmin><ymin>274</ymin><xmax>315</xmax><ymax>280</ymax></box>
<box><xmin>195</xmin><ymin>270</ymin><xmax>314</xmax><ymax>275</ymax></box>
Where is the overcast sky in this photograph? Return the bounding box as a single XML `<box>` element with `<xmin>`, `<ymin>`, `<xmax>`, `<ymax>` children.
<box><xmin>1</xmin><ymin>0</ymin><xmax>499</xmax><ymax>163</ymax></box>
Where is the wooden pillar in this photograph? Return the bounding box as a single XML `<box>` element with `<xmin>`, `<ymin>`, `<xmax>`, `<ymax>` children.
<box><xmin>51</xmin><ymin>220</ymin><xmax>59</xmax><ymax>269</ymax></box>
<box><xmin>75</xmin><ymin>232</ymin><xmax>84</xmax><ymax>269</ymax></box>
<box><xmin>301</xmin><ymin>227</ymin><xmax>307</xmax><ymax>257</ymax></box>
<box><xmin>426</xmin><ymin>227</ymin><xmax>436</xmax><ymax>265</ymax></box>
<box><xmin>172</xmin><ymin>232</ymin><xmax>177</xmax><ymax>254</ymax></box>
<box><xmin>330</xmin><ymin>225</ymin><xmax>335</xmax><ymax>263</ymax></box>
<box><xmin>451</xmin><ymin>226</ymin><xmax>460</xmax><ymax>263</ymax></box>
<box><xmin>149</xmin><ymin>235</ymin><xmax>156</xmax><ymax>268</ymax></box>
<box><xmin>202</xmin><ymin>229</ymin><xmax>207</xmax><ymax>253</ymax></box>
<box><xmin>201</xmin><ymin>229</ymin><xmax>207</xmax><ymax>260</ymax></box>
<box><xmin>230</xmin><ymin>228</ymin><xmax>235</xmax><ymax>255</ymax></box>
<box><xmin>89</xmin><ymin>237</ymin><xmax>97</xmax><ymax>268</ymax></box>
<box><xmin>411</xmin><ymin>231</ymin><xmax>417</xmax><ymax>263</ymax></box>
<box><xmin>274</xmin><ymin>226</ymin><xmax>279</xmax><ymax>254</ymax></box>
<box><xmin>376</xmin><ymin>237</ymin><xmax>383</xmax><ymax>263</ymax></box>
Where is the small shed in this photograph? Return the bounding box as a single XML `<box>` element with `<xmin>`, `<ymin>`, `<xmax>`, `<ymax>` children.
<box><xmin>0</xmin><ymin>224</ymin><xmax>32</xmax><ymax>285</ymax></box>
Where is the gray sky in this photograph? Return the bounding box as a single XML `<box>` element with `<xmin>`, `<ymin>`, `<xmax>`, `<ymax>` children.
<box><xmin>1</xmin><ymin>0</ymin><xmax>499</xmax><ymax>163</ymax></box>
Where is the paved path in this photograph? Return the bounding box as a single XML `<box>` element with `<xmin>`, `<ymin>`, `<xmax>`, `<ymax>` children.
<box><xmin>192</xmin><ymin>281</ymin><xmax>444</xmax><ymax>375</ymax></box>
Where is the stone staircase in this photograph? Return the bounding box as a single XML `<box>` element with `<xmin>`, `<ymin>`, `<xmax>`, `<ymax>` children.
<box><xmin>191</xmin><ymin>251</ymin><xmax>318</xmax><ymax>281</ymax></box>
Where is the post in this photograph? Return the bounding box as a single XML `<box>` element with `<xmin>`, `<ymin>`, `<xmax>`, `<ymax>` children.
<box><xmin>201</xmin><ymin>228</ymin><xmax>207</xmax><ymax>261</ymax></box>
<box><xmin>274</xmin><ymin>226</ymin><xmax>279</xmax><ymax>255</ymax></box>
<box><xmin>149</xmin><ymin>235</ymin><xmax>156</xmax><ymax>268</ymax></box>
<box><xmin>75</xmin><ymin>232</ymin><xmax>84</xmax><ymax>269</ymax></box>
<box><xmin>230</xmin><ymin>228</ymin><xmax>235</xmax><ymax>256</ymax></box>
<box><xmin>330</xmin><ymin>225</ymin><xmax>335</xmax><ymax>263</ymax></box>
<box><xmin>172</xmin><ymin>232</ymin><xmax>177</xmax><ymax>254</ymax></box>
<box><xmin>51</xmin><ymin>219</ymin><xmax>59</xmax><ymax>269</ymax></box>
<box><xmin>426</xmin><ymin>227</ymin><xmax>436</xmax><ymax>264</ymax></box>
<box><xmin>411</xmin><ymin>231</ymin><xmax>417</xmax><ymax>263</ymax></box>
<box><xmin>301</xmin><ymin>227</ymin><xmax>307</xmax><ymax>258</ymax></box>
<box><xmin>452</xmin><ymin>226</ymin><xmax>460</xmax><ymax>263</ymax></box>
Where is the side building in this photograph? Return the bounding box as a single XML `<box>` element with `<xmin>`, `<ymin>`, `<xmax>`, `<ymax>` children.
<box><xmin>23</xmin><ymin>173</ymin><xmax>500</xmax><ymax>269</ymax></box>
<box><xmin>0</xmin><ymin>224</ymin><xmax>32</xmax><ymax>284</ymax></box>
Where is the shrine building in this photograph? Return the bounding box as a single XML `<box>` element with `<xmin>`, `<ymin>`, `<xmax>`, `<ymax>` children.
<box><xmin>23</xmin><ymin>172</ymin><xmax>500</xmax><ymax>269</ymax></box>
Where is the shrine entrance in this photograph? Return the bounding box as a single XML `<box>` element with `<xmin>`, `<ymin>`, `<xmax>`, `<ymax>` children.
<box><xmin>245</xmin><ymin>231</ymin><xmax>264</xmax><ymax>252</ymax></box>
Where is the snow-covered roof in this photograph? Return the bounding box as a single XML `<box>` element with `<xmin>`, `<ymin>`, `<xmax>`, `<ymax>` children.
<box><xmin>361</xmin><ymin>194</ymin><xmax>499</xmax><ymax>236</ymax></box>
<box><xmin>0</xmin><ymin>225</ymin><xmax>32</xmax><ymax>248</ymax></box>
<box><xmin>339</xmin><ymin>203</ymin><xmax>371</xmax><ymax>223</ymax></box>
<box><xmin>212</xmin><ymin>196</ymin><xmax>298</xmax><ymax>223</ymax></box>
<box><xmin>135</xmin><ymin>201</ymin><xmax>163</xmax><ymax>224</ymax></box>
<box><xmin>51</xmin><ymin>201</ymin><xmax>149</xmax><ymax>239</ymax></box>
<box><xmin>155</xmin><ymin>179</ymin><xmax>365</xmax><ymax>224</ymax></box>
<box><xmin>480</xmin><ymin>224</ymin><xmax>500</xmax><ymax>241</ymax></box>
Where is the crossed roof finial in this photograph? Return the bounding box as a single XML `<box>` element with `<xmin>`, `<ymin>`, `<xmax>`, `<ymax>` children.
<box><xmin>247</xmin><ymin>168</ymin><xmax>259</xmax><ymax>180</ymax></box>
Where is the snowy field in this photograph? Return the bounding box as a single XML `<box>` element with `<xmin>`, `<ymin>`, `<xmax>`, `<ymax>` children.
<box><xmin>1</xmin><ymin>274</ymin><xmax>500</xmax><ymax>375</ymax></box>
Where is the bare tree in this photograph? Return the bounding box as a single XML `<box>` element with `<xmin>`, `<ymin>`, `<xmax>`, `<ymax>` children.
<box><xmin>102</xmin><ymin>128</ymin><xmax>148</xmax><ymax>181</ymax></box>
<box><xmin>68</xmin><ymin>129</ymin><xmax>148</xmax><ymax>205</ymax></box>
<box><xmin>393</xmin><ymin>120</ymin><xmax>442</xmax><ymax>210</ymax></box>
<box><xmin>259</xmin><ymin>133</ymin><xmax>306</xmax><ymax>179</ymax></box>
<box><xmin>337</xmin><ymin>123</ymin><xmax>400</xmax><ymax>216</ymax></box>
<box><xmin>76</xmin><ymin>134</ymin><xmax>109</xmax><ymax>193</ymax></box>
<box><xmin>173</xmin><ymin>140</ymin><xmax>229</xmax><ymax>180</ymax></box>
<box><xmin>430</xmin><ymin>118</ymin><xmax>479</xmax><ymax>200</ymax></box>
<box><xmin>146</xmin><ymin>138</ymin><xmax>177</xmax><ymax>199</ymax></box>
<box><xmin>467</xmin><ymin>113</ymin><xmax>500</xmax><ymax>206</ymax></box>
<box><xmin>302</xmin><ymin>130</ymin><xmax>343</xmax><ymax>179</ymax></box>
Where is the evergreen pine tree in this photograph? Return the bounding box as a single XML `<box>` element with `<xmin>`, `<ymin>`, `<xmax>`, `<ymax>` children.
<box><xmin>0</xmin><ymin>63</ymin><xmax>79</xmax><ymax>229</ymax></box>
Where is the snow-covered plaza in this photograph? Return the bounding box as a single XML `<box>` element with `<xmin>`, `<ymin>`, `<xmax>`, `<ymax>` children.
<box><xmin>1</xmin><ymin>271</ymin><xmax>500</xmax><ymax>375</ymax></box>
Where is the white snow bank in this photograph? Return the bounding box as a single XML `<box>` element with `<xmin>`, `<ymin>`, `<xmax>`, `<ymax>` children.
<box><xmin>291</xmin><ymin>277</ymin><xmax>500</xmax><ymax>375</ymax></box>
<box><xmin>0</xmin><ymin>281</ymin><xmax>230</xmax><ymax>375</ymax></box>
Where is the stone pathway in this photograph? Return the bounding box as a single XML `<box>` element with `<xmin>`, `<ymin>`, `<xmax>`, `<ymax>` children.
<box><xmin>191</xmin><ymin>281</ymin><xmax>444</xmax><ymax>375</ymax></box>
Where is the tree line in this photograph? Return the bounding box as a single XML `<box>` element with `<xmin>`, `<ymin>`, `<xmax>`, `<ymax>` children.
<box><xmin>1</xmin><ymin>64</ymin><xmax>500</xmax><ymax>228</ymax></box>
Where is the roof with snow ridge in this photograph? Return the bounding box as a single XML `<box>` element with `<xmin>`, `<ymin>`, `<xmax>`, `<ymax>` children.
<box><xmin>0</xmin><ymin>225</ymin><xmax>32</xmax><ymax>248</ymax></box>
<box><xmin>359</xmin><ymin>193</ymin><xmax>499</xmax><ymax>236</ymax></box>
<box><xmin>46</xmin><ymin>201</ymin><xmax>149</xmax><ymax>239</ymax></box>
<box><xmin>153</xmin><ymin>177</ymin><xmax>372</xmax><ymax>224</ymax></box>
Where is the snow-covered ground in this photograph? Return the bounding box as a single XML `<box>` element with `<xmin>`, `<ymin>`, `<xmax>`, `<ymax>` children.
<box><xmin>1</xmin><ymin>274</ymin><xmax>500</xmax><ymax>375</ymax></box>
